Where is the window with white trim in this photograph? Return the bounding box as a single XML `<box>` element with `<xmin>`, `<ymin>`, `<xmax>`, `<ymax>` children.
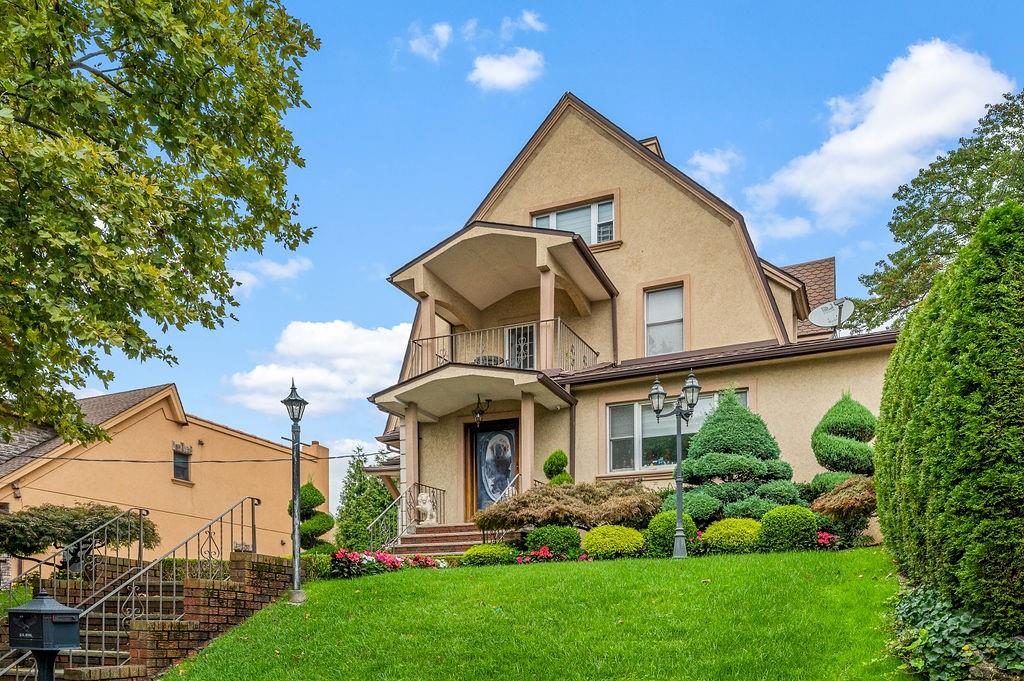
<box><xmin>608</xmin><ymin>390</ymin><xmax>748</xmax><ymax>472</ymax></box>
<box><xmin>645</xmin><ymin>285</ymin><xmax>684</xmax><ymax>356</ymax></box>
<box><xmin>533</xmin><ymin>200</ymin><xmax>614</xmax><ymax>244</ymax></box>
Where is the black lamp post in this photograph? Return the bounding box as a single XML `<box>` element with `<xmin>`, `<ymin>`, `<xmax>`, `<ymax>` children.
<box><xmin>282</xmin><ymin>379</ymin><xmax>308</xmax><ymax>604</ymax></box>
<box><xmin>649</xmin><ymin>370</ymin><xmax>701</xmax><ymax>559</ymax></box>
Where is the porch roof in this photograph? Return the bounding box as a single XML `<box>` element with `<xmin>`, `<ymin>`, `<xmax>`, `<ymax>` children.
<box><xmin>388</xmin><ymin>221</ymin><xmax>617</xmax><ymax>323</ymax></box>
<box><xmin>369</xmin><ymin>363</ymin><xmax>576</xmax><ymax>422</ymax></box>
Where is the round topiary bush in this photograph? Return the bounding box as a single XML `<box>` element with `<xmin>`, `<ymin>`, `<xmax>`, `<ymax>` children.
<box><xmin>810</xmin><ymin>471</ymin><xmax>856</xmax><ymax>497</ymax></box>
<box><xmin>723</xmin><ymin>496</ymin><xmax>777</xmax><ymax>520</ymax></box>
<box><xmin>543</xmin><ymin>450</ymin><xmax>569</xmax><ymax>480</ymax></box>
<box><xmin>757</xmin><ymin>505</ymin><xmax>818</xmax><ymax>552</ymax></box>
<box><xmin>762</xmin><ymin>459</ymin><xmax>795</xmax><ymax>481</ymax></box>
<box><xmin>700</xmin><ymin>518</ymin><xmax>762</xmax><ymax>554</ymax></box>
<box><xmin>876</xmin><ymin>202</ymin><xmax>1024</xmax><ymax>635</ymax></box>
<box><xmin>688</xmin><ymin>391</ymin><xmax>781</xmax><ymax>460</ymax></box>
<box><xmin>812</xmin><ymin>393</ymin><xmax>877</xmax><ymax>475</ymax></box>
<box><xmin>754</xmin><ymin>480</ymin><xmax>801</xmax><ymax>506</ymax></box>
<box><xmin>661</xmin><ymin>491</ymin><xmax>722</xmax><ymax>526</ymax></box>
<box><xmin>525</xmin><ymin>525</ymin><xmax>581</xmax><ymax>555</ymax></box>
<box><xmin>642</xmin><ymin>510</ymin><xmax>697</xmax><ymax>558</ymax></box>
<box><xmin>581</xmin><ymin>525</ymin><xmax>645</xmax><ymax>560</ymax></box>
<box><xmin>548</xmin><ymin>471</ymin><xmax>574</xmax><ymax>486</ymax></box>
<box><xmin>461</xmin><ymin>543</ymin><xmax>517</xmax><ymax>566</ymax></box>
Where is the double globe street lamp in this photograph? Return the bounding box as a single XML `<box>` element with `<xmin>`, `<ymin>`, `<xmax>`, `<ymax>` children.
<box><xmin>648</xmin><ymin>370</ymin><xmax>701</xmax><ymax>559</ymax></box>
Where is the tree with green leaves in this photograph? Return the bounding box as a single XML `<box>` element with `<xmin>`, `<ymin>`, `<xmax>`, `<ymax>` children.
<box><xmin>855</xmin><ymin>90</ymin><xmax>1023</xmax><ymax>330</ymax></box>
<box><xmin>334</xmin><ymin>447</ymin><xmax>393</xmax><ymax>551</ymax></box>
<box><xmin>0</xmin><ymin>1</ymin><xmax>319</xmax><ymax>443</ymax></box>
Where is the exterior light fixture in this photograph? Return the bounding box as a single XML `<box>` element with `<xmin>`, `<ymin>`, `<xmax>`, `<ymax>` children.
<box><xmin>472</xmin><ymin>394</ymin><xmax>491</xmax><ymax>424</ymax></box>
<box><xmin>281</xmin><ymin>379</ymin><xmax>308</xmax><ymax>604</ymax></box>
<box><xmin>649</xmin><ymin>369</ymin><xmax>702</xmax><ymax>559</ymax></box>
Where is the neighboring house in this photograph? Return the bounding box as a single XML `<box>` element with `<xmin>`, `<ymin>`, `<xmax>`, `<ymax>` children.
<box><xmin>0</xmin><ymin>384</ymin><xmax>329</xmax><ymax>573</ymax></box>
<box><xmin>368</xmin><ymin>92</ymin><xmax>896</xmax><ymax>531</ymax></box>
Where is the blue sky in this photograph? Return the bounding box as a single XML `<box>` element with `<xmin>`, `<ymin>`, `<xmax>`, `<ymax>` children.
<box><xmin>92</xmin><ymin>2</ymin><xmax>1024</xmax><ymax>505</ymax></box>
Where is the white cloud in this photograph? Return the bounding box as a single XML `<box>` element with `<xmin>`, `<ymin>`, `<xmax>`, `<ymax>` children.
<box><xmin>408</xmin><ymin>22</ymin><xmax>453</xmax><ymax>62</ymax></box>
<box><xmin>500</xmin><ymin>10</ymin><xmax>546</xmax><ymax>40</ymax></box>
<box><xmin>461</xmin><ymin>18</ymin><xmax>480</xmax><ymax>42</ymax></box>
<box><xmin>225</xmin><ymin>320</ymin><xmax>411</xmax><ymax>415</ymax></box>
<box><xmin>468</xmin><ymin>48</ymin><xmax>544</xmax><ymax>91</ymax></box>
<box><xmin>686</xmin><ymin>148</ymin><xmax>743</xmax><ymax>195</ymax></box>
<box><xmin>231</xmin><ymin>256</ymin><xmax>312</xmax><ymax>296</ymax></box>
<box><xmin>745</xmin><ymin>39</ymin><xmax>1014</xmax><ymax>235</ymax></box>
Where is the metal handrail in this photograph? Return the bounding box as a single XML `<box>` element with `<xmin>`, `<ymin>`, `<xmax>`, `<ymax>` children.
<box><xmin>408</xmin><ymin>318</ymin><xmax>598</xmax><ymax>378</ymax></box>
<box><xmin>1</xmin><ymin>507</ymin><xmax>151</xmax><ymax>675</ymax></box>
<box><xmin>367</xmin><ymin>483</ymin><xmax>446</xmax><ymax>551</ymax></box>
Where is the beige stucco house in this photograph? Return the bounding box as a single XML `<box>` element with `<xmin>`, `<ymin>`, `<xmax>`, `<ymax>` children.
<box><xmin>0</xmin><ymin>384</ymin><xmax>330</xmax><ymax>576</ymax></box>
<box><xmin>368</xmin><ymin>93</ymin><xmax>895</xmax><ymax>544</ymax></box>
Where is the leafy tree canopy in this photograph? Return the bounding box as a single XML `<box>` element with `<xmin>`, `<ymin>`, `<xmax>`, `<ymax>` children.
<box><xmin>0</xmin><ymin>1</ymin><xmax>319</xmax><ymax>443</ymax></box>
<box><xmin>0</xmin><ymin>502</ymin><xmax>159</xmax><ymax>559</ymax></box>
<box><xmin>855</xmin><ymin>90</ymin><xmax>1024</xmax><ymax>330</ymax></box>
<box><xmin>334</xmin><ymin>447</ymin><xmax>393</xmax><ymax>551</ymax></box>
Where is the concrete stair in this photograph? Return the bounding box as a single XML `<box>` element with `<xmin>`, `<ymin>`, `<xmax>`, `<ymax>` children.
<box><xmin>391</xmin><ymin>523</ymin><xmax>520</xmax><ymax>556</ymax></box>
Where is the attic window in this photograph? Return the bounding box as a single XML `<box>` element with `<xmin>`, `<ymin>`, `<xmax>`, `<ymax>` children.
<box><xmin>534</xmin><ymin>200</ymin><xmax>614</xmax><ymax>245</ymax></box>
<box><xmin>172</xmin><ymin>442</ymin><xmax>193</xmax><ymax>482</ymax></box>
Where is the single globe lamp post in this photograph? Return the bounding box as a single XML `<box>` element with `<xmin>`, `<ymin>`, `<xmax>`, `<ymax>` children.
<box><xmin>649</xmin><ymin>370</ymin><xmax>701</xmax><ymax>558</ymax></box>
<box><xmin>282</xmin><ymin>380</ymin><xmax>308</xmax><ymax>603</ymax></box>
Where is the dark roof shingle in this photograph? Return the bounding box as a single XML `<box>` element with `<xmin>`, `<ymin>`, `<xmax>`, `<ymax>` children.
<box><xmin>0</xmin><ymin>385</ymin><xmax>171</xmax><ymax>479</ymax></box>
<box><xmin>782</xmin><ymin>257</ymin><xmax>836</xmax><ymax>336</ymax></box>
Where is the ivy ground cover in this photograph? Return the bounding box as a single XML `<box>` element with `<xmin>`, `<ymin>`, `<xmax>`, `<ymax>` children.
<box><xmin>175</xmin><ymin>548</ymin><xmax>904</xmax><ymax>680</ymax></box>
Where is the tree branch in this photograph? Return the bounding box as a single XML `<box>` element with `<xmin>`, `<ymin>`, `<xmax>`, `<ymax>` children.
<box><xmin>69</xmin><ymin>60</ymin><xmax>133</xmax><ymax>97</ymax></box>
<box><xmin>13</xmin><ymin>115</ymin><xmax>61</xmax><ymax>139</ymax></box>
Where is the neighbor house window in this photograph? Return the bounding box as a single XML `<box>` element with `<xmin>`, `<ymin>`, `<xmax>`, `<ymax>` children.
<box><xmin>533</xmin><ymin>200</ymin><xmax>614</xmax><ymax>244</ymax></box>
<box><xmin>0</xmin><ymin>502</ymin><xmax>8</xmax><ymax>514</ymax></box>
<box><xmin>607</xmin><ymin>390</ymin><xmax>748</xmax><ymax>472</ymax></box>
<box><xmin>172</xmin><ymin>442</ymin><xmax>192</xmax><ymax>482</ymax></box>
<box><xmin>645</xmin><ymin>285</ymin><xmax>684</xmax><ymax>356</ymax></box>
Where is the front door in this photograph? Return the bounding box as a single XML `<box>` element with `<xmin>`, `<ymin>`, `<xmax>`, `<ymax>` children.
<box><xmin>468</xmin><ymin>419</ymin><xmax>518</xmax><ymax>513</ymax></box>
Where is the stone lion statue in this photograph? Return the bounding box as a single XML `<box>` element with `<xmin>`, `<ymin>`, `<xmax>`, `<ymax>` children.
<box><xmin>415</xmin><ymin>491</ymin><xmax>437</xmax><ymax>525</ymax></box>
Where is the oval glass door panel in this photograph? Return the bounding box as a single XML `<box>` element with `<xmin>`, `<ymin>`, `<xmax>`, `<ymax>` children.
<box><xmin>474</xmin><ymin>426</ymin><xmax>516</xmax><ymax>511</ymax></box>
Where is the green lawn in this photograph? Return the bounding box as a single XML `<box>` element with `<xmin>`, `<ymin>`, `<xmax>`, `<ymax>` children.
<box><xmin>175</xmin><ymin>548</ymin><xmax>906</xmax><ymax>681</ymax></box>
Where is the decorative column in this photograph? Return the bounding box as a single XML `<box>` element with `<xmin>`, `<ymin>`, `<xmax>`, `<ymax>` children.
<box><xmin>538</xmin><ymin>268</ymin><xmax>555</xmax><ymax>369</ymax></box>
<box><xmin>520</xmin><ymin>392</ymin><xmax>535</xmax><ymax>489</ymax></box>
<box><xmin>401</xmin><ymin>402</ymin><xmax>420</xmax><ymax>532</ymax></box>
<box><xmin>418</xmin><ymin>296</ymin><xmax>436</xmax><ymax>374</ymax></box>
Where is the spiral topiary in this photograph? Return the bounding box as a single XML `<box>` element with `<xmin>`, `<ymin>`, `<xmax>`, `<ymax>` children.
<box><xmin>543</xmin><ymin>450</ymin><xmax>569</xmax><ymax>480</ymax></box>
<box><xmin>287</xmin><ymin>482</ymin><xmax>334</xmax><ymax>550</ymax></box>
<box><xmin>812</xmin><ymin>393</ymin><xmax>877</xmax><ymax>475</ymax></box>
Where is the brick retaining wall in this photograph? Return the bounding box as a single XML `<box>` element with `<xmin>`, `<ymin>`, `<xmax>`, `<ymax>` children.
<box><xmin>64</xmin><ymin>665</ymin><xmax>150</xmax><ymax>680</ymax></box>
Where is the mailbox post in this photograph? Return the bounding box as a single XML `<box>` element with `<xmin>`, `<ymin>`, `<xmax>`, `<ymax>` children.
<box><xmin>6</xmin><ymin>587</ymin><xmax>81</xmax><ymax>681</ymax></box>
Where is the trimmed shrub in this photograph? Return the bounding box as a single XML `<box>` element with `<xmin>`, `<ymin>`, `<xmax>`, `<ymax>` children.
<box><xmin>302</xmin><ymin>553</ymin><xmax>332</xmax><ymax>580</ymax></box>
<box><xmin>810</xmin><ymin>471</ymin><xmax>856</xmax><ymax>497</ymax></box>
<box><xmin>525</xmin><ymin>525</ymin><xmax>581</xmax><ymax>555</ymax></box>
<box><xmin>302</xmin><ymin>541</ymin><xmax>337</xmax><ymax>556</ymax></box>
<box><xmin>754</xmin><ymin>480</ymin><xmax>801</xmax><ymax>506</ymax></box>
<box><xmin>581</xmin><ymin>525</ymin><xmax>645</xmax><ymax>560</ymax></box>
<box><xmin>286</xmin><ymin>482</ymin><xmax>334</xmax><ymax>550</ymax></box>
<box><xmin>796</xmin><ymin>482</ymin><xmax>818</xmax><ymax>504</ymax></box>
<box><xmin>694</xmin><ymin>481</ymin><xmax>758</xmax><ymax>504</ymax></box>
<box><xmin>473</xmin><ymin>481</ymin><xmax>661</xmax><ymax>531</ymax></box>
<box><xmin>642</xmin><ymin>511</ymin><xmax>697</xmax><ymax>558</ymax></box>
<box><xmin>757</xmin><ymin>505</ymin><xmax>818</xmax><ymax>552</ymax></box>
<box><xmin>548</xmin><ymin>471</ymin><xmax>574</xmax><ymax>486</ymax></box>
<box><xmin>661</xmin><ymin>491</ymin><xmax>722</xmax><ymax>526</ymax></box>
<box><xmin>688</xmin><ymin>390</ymin><xmax>781</xmax><ymax>460</ymax></box>
<box><xmin>812</xmin><ymin>393</ymin><xmax>877</xmax><ymax>475</ymax></box>
<box><xmin>876</xmin><ymin>202</ymin><xmax>1024</xmax><ymax>635</ymax></box>
<box><xmin>701</xmin><ymin>518</ymin><xmax>762</xmax><ymax>554</ymax></box>
<box><xmin>723</xmin><ymin>496</ymin><xmax>777</xmax><ymax>520</ymax></box>
<box><xmin>543</xmin><ymin>450</ymin><xmax>569</xmax><ymax>480</ymax></box>
<box><xmin>461</xmin><ymin>543</ymin><xmax>517</xmax><ymax>566</ymax></box>
<box><xmin>762</xmin><ymin>459</ymin><xmax>794</xmax><ymax>481</ymax></box>
<box><xmin>680</xmin><ymin>453</ymin><xmax>768</xmax><ymax>483</ymax></box>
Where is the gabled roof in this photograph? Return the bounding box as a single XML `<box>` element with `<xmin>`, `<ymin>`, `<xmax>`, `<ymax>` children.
<box><xmin>781</xmin><ymin>257</ymin><xmax>837</xmax><ymax>337</ymax></box>
<box><xmin>0</xmin><ymin>385</ymin><xmax>177</xmax><ymax>480</ymax></box>
<box><xmin>465</xmin><ymin>91</ymin><xmax>789</xmax><ymax>345</ymax></box>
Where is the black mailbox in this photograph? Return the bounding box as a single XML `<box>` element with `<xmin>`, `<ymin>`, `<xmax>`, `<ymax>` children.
<box><xmin>7</xmin><ymin>587</ymin><xmax>81</xmax><ymax>651</ymax></box>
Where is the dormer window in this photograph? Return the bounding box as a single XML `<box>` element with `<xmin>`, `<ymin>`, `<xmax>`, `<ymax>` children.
<box><xmin>533</xmin><ymin>200</ymin><xmax>614</xmax><ymax>245</ymax></box>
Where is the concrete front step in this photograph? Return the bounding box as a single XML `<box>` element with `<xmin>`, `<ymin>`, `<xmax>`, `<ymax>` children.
<box><xmin>412</xmin><ymin>523</ymin><xmax>478</xmax><ymax>534</ymax></box>
<box><xmin>400</xmin><ymin>531</ymin><xmax>483</xmax><ymax>545</ymax></box>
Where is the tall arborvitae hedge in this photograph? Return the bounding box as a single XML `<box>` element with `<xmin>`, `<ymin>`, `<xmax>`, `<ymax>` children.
<box><xmin>875</xmin><ymin>201</ymin><xmax>1024</xmax><ymax>635</ymax></box>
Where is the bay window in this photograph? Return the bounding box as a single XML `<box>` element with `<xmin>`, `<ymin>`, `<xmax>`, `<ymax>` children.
<box><xmin>607</xmin><ymin>390</ymin><xmax>748</xmax><ymax>472</ymax></box>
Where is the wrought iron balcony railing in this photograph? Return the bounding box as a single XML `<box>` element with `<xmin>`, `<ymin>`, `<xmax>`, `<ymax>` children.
<box><xmin>408</xmin><ymin>318</ymin><xmax>598</xmax><ymax>379</ymax></box>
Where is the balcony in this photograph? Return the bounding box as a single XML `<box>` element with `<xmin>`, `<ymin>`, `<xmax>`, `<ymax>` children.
<box><xmin>408</xmin><ymin>318</ymin><xmax>598</xmax><ymax>379</ymax></box>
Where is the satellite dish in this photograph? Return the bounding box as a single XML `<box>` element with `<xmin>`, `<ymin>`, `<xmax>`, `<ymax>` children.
<box><xmin>809</xmin><ymin>298</ymin><xmax>855</xmax><ymax>328</ymax></box>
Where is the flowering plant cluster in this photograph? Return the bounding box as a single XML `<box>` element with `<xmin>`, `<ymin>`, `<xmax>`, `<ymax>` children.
<box><xmin>329</xmin><ymin>549</ymin><xmax>446</xmax><ymax>579</ymax></box>
<box><xmin>816</xmin><ymin>531</ymin><xmax>837</xmax><ymax>549</ymax></box>
<box><xmin>514</xmin><ymin>545</ymin><xmax>591</xmax><ymax>564</ymax></box>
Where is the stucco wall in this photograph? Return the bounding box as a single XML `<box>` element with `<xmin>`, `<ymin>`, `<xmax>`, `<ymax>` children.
<box><xmin>479</xmin><ymin>107</ymin><xmax>779</xmax><ymax>357</ymax></box>
<box><xmin>0</xmin><ymin>399</ymin><xmax>330</xmax><ymax>562</ymax></box>
<box><xmin>571</xmin><ymin>345</ymin><xmax>892</xmax><ymax>484</ymax></box>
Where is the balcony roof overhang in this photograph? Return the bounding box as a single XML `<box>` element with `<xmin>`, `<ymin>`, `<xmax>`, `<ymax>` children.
<box><xmin>369</xmin><ymin>363</ymin><xmax>576</xmax><ymax>422</ymax></box>
<box><xmin>388</xmin><ymin>221</ymin><xmax>617</xmax><ymax>323</ymax></box>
